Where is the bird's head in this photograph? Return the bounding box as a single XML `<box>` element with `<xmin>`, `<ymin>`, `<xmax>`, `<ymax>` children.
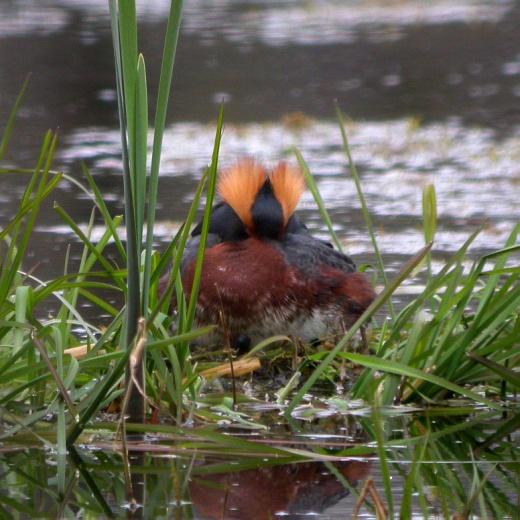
<box><xmin>217</xmin><ymin>158</ymin><xmax>305</xmax><ymax>240</ymax></box>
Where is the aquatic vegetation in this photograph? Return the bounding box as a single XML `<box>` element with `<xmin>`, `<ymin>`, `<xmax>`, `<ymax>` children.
<box><xmin>0</xmin><ymin>0</ymin><xmax>518</xmax><ymax>517</ymax></box>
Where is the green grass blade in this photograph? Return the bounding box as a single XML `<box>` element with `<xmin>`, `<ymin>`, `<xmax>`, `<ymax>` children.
<box><xmin>381</xmin><ymin>305</ymin><xmax>426</xmax><ymax>405</ymax></box>
<box><xmin>143</xmin><ymin>0</ymin><xmax>185</xmax><ymax>315</ymax></box>
<box><xmin>146</xmin><ymin>326</ymin><xmax>216</xmax><ymax>350</ymax></box>
<box><xmin>118</xmin><ymin>0</ymin><xmax>138</xmax><ymax>182</ymax></box>
<box><xmin>476</xmin><ymin>225</ymin><xmax>519</xmax><ymax>316</ymax></box>
<box><xmin>78</xmin><ymin>288</ymin><xmax>120</xmax><ymax>317</ymax></box>
<box><xmin>422</xmin><ymin>183</ymin><xmax>437</xmax><ymax>244</ymax></box>
<box><xmin>340</xmin><ymin>353</ymin><xmax>502</xmax><ymax>410</ymax></box>
<box><xmin>30</xmin><ymin>332</ymin><xmax>77</xmax><ymax>418</ymax></box>
<box><xmin>109</xmin><ymin>0</ymin><xmax>142</xmax><ymax>422</ymax></box>
<box><xmin>386</xmin><ymin>227</ymin><xmax>482</xmax><ymax>344</ymax></box>
<box><xmin>81</xmin><ymin>163</ymin><xmax>126</xmax><ymax>261</ymax></box>
<box><xmin>476</xmin><ymin>412</ymin><xmax>520</xmax><ymax>454</ymax></box>
<box><xmin>293</xmin><ymin>147</ymin><xmax>343</xmax><ymax>251</ymax></box>
<box><xmin>0</xmin><ymin>133</ymin><xmax>58</xmax><ymax>304</ymax></box>
<box><xmin>13</xmin><ymin>286</ymin><xmax>30</xmax><ymax>355</ymax></box>
<box><xmin>66</xmin><ymin>341</ymin><xmax>131</xmax><ymax>446</ymax></box>
<box><xmin>335</xmin><ymin>102</ymin><xmax>396</xmax><ymax>319</ymax></box>
<box><xmin>184</xmin><ymin>105</ymin><xmax>224</xmax><ymax>330</ymax></box>
<box><xmin>147</xmin><ymin>172</ymin><xmax>207</xmax><ymax>325</ymax></box>
<box><xmin>53</xmin><ymin>203</ymin><xmax>125</xmax><ymax>291</ymax></box>
<box><xmin>422</xmin><ymin>183</ymin><xmax>437</xmax><ymax>277</ymax></box>
<box><xmin>0</xmin><ymin>75</ymin><xmax>29</xmax><ymax>161</ymax></box>
<box><xmin>56</xmin><ymin>207</ymin><xmax>95</xmax><ymax>343</ymax></box>
<box><xmin>372</xmin><ymin>401</ymin><xmax>393</xmax><ymax>516</ymax></box>
<box><xmin>68</xmin><ymin>447</ymin><xmax>115</xmax><ymax>518</ymax></box>
<box><xmin>400</xmin><ymin>437</ymin><xmax>428</xmax><ymax>519</ymax></box>
<box><xmin>241</xmin><ymin>335</ymin><xmax>293</xmax><ymax>359</ymax></box>
<box><xmin>467</xmin><ymin>352</ymin><xmax>520</xmax><ymax>388</ymax></box>
<box><xmin>109</xmin><ymin>0</ymin><xmax>140</xmax><ymax>309</ymax></box>
<box><xmin>0</xmin><ymin>173</ymin><xmax>62</xmax><ymax>242</ymax></box>
<box><xmin>285</xmin><ymin>243</ymin><xmax>432</xmax><ymax>415</ymax></box>
<box><xmin>135</xmin><ymin>53</ymin><xmax>148</xmax><ymax>251</ymax></box>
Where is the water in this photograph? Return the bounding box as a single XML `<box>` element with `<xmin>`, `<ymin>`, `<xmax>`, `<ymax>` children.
<box><xmin>1</xmin><ymin>1</ymin><xmax>519</xmax><ymax>517</ymax></box>
<box><xmin>1</xmin><ymin>405</ymin><xmax>516</xmax><ymax>518</ymax></box>
<box><xmin>1</xmin><ymin>0</ymin><xmax>519</xmax><ymax>283</ymax></box>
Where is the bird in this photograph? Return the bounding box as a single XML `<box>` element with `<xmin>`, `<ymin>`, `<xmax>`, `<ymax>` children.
<box><xmin>177</xmin><ymin>159</ymin><xmax>375</xmax><ymax>349</ymax></box>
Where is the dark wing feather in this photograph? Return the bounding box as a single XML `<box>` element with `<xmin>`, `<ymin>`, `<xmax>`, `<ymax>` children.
<box><xmin>279</xmin><ymin>233</ymin><xmax>356</xmax><ymax>275</ymax></box>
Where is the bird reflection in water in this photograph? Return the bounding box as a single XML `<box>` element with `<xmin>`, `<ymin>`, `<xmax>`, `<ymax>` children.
<box><xmin>189</xmin><ymin>459</ymin><xmax>370</xmax><ymax>519</ymax></box>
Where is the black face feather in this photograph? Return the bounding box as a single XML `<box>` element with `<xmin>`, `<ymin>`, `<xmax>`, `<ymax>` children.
<box><xmin>286</xmin><ymin>214</ymin><xmax>333</xmax><ymax>247</ymax></box>
<box><xmin>251</xmin><ymin>180</ymin><xmax>284</xmax><ymax>239</ymax></box>
<box><xmin>191</xmin><ymin>202</ymin><xmax>248</xmax><ymax>241</ymax></box>
<box><xmin>286</xmin><ymin>213</ymin><xmax>309</xmax><ymax>234</ymax></box>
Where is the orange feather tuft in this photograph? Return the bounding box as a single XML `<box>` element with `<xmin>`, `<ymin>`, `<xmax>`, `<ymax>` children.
<box><xmin>269</xmin><ymin>162</ymin><xmax>305</xmax><ymax>225</ymax></box>
<box><xmin>217</xmin><ymin>159</ymin><xmax>266</xmax><ymax>229</ymax></box>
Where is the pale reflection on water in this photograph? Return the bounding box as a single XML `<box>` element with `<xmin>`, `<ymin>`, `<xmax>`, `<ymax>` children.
<box><xmin>56</xmin><ymin>118</ymin><xmax>520</xmax><ymax>258</ymax></box>
<box><xmin>0</xmin><ymin>0</ymin><xmax>514</xmax><ymax>42</ymax></box>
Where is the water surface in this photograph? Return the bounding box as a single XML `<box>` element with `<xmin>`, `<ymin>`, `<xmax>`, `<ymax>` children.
<box><xmin>1</xmin><ymin>0</ymin><xmax>519</xmax><ymax>285</ymax></box>
<box><xmin>1</xmin><ymin>404</ymin><xmax>516</xmax><ymax>518</ymax></box>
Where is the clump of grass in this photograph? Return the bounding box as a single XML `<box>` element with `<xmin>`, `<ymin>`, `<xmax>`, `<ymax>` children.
<box><xmin>285</xmin><ymin>118</ymin><xmax>519</xmax><ymax>415</ymax></box>
<box><xmin>0</xmin><ymin>1</ymin><xmax>518</xmax><ymax>517</ymax></box>
<box><xmin>107</xmin><ymin>0</ymin><xmax>186</xmax><ymax>423</ymax></box>
<box><xmin>0</xmin><ymin>0</ymin><xmax>223</xmax><ymax>449</ymax></box>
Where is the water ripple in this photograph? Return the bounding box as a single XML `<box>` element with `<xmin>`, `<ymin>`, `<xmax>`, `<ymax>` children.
<box><xmin>58</xmin><ymin>117</ymin><xmax>520</xmax><ymax>256</ymax></box>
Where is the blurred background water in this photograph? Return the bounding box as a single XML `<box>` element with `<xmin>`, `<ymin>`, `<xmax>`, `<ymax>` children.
<box><xmin>1</xmin><ymin>0</ymin><xmax>519</xmax><ymax>294</ymax></box>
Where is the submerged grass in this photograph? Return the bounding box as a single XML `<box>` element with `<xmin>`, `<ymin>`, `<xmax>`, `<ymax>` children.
<box><xmin>0</xmin><ymin>0</ymin><xmax>519</xmax><ymax>517</ymax></box>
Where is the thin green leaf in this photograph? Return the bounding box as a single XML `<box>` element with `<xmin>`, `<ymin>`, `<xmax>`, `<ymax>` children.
<box><xmin>341</xmin><ymin>353</ymin><xmax>503</xmax><ymax>410</ymax></box>
<box><xmin>0</xmin><ymin>75</ymin><xmax>30</xmax><ymax>161</ymax></box>
<box><xmin>285</xmin><ymin>243</ymin><xmax>432</xmax><ymax>415</ymax></box>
